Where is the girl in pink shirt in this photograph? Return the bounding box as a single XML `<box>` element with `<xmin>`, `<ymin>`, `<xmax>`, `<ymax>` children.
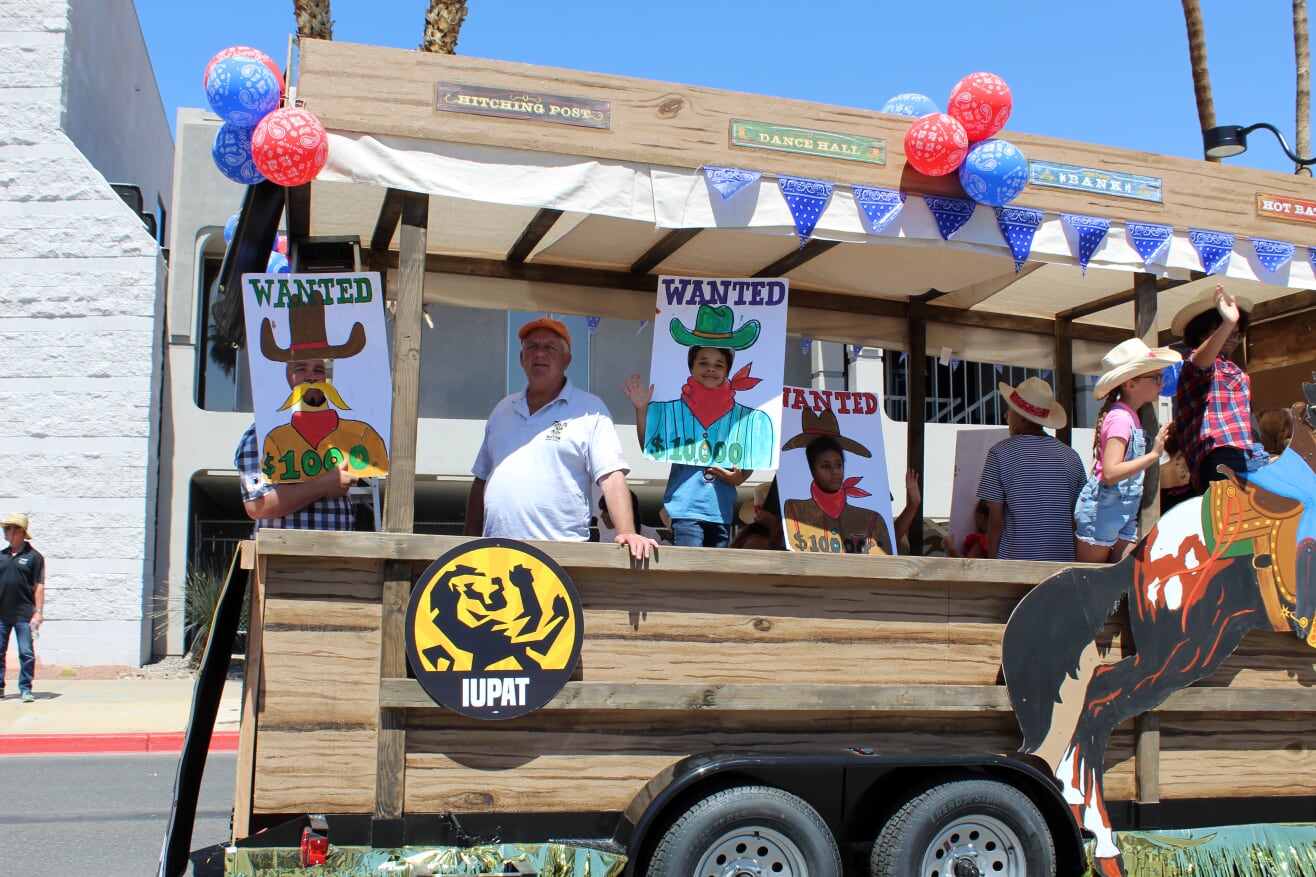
<box><xmin>1074</xmin><ymin>339</ymin><xmax>1180</xmax><ymax>563</ymax></box>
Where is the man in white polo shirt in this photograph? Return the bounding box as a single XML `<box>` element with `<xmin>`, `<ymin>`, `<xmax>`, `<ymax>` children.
<box><xmin>465</xmin><ymin>317</ymin><xmax>658</xmax><ymax>561</ymax></box>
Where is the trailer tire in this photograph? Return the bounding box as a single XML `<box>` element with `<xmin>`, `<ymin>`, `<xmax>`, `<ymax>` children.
<box><xmin>869</xmin><ymin>778</ymin><xmax>1053</xmax><ymax>877</ymax></box>
<box><xmin>646</xmin><ymin>785</ymin><xmax>841</xmax><ymax>877</ymax></box>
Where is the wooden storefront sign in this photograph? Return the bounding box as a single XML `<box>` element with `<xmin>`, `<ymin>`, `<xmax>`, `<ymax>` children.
<box><xmin>1030</xmin><ymin>160</ymin><xmax>1163</xmax><ymax>203</ymax></box>
<box><xmin>435</xmin><ymin>82</ymin><xmax>610</xmax><ymax>129</ymax></box>
<box><xmin>1256</xmin><ymin>192</ymin><xmax>1316</xmax><ymax>224</ymax></box>
<box><xmin>731</xmin><ymin>119</ymin><xmax>886</xmax><ymax>165</ymax></box>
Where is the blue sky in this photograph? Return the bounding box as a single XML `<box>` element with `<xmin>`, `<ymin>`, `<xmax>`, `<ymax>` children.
<box><xmin>134</xmin><ymin>1</ymin><xmax>1311</xmax><ymax>176</ymax></box>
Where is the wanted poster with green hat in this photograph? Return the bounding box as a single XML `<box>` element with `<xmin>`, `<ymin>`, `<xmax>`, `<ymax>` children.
<box><xmin>637</xmin><ymin>276</ymin><xmax>788</xmax><ymax>470</ymax></box>
<box><xmin>242</xmin><ymin>271</ymin><xmax>392</xmax><ymax>482</ymax></box>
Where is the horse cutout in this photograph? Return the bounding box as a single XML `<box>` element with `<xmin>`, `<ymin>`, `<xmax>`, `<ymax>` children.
<box><xmin>1002</xmin><ymin>405</ymin><xmax>1316</xmax><ymax>877</ymax></box>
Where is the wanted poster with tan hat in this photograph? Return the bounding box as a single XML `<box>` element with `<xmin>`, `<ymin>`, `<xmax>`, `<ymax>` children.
<box><xmin>639</xmin><ymin>276</ymin><xmax>789</xmax><ymax>470</ymax></box>
<box><xmin>778</xmin><ymin>384</ymin><xmax>894</xmax><ymax>555</ymax></box>
<box><xmin>242</xmin><ymin>271</ymin><xmax>391</xmax><ymax>482</ymax></box>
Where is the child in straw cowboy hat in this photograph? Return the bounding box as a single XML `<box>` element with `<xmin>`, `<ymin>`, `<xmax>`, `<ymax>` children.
<box><xmin>1074</xmin><ymin>339</ymin><xmax>1180</xmax><ymax>563</ymax></box>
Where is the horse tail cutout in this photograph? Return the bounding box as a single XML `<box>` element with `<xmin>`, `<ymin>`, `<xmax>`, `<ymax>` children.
<box><xmin>1002</xmin><ymin>556</ymin><xmax>1133</xmax><ymax>752</ymax></box>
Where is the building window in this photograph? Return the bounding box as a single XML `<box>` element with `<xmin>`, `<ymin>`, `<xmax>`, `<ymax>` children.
<box><xmin>196</xmin><ymin>248</ymin><xmax>252</xmax><ymax>413</ymax></box>
<box><xmin>882</xmin><ymin>349</ymin><xmax>1098</xmax><ymax>428</ymax></box>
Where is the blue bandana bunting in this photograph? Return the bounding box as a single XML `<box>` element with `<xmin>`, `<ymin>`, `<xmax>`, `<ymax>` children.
<box><xmin>1250</xmin><ymin>237</ymin><xmax>1295</xmax><ymax>274</ymax></box>
<box><xmin>923</xmin><ymin>195</ymin><xmax>976</xmax><ymax>240</ymax></box>
<box><xmin>778</xmin><ymin>175</ymin><xmax>834</xmax><ymax>248</ymax></box>
<box><xmin>852</xmin><ymin>186</ymin><xmax>907</xmax><ymax>235</ymax></box>
<box><xmin>1189</xmin><ymin>228</ymin><xmax>1235</xmax><ymax>275</ymax></box>
<box><xmin>1309</xmin><ymin>246</ymin><xmax>1316</xmax><ymax>266</ymax></box>
<box><xmin>1126</xmin><ymin>222</ymin><xmax>1173</xmax><ymax>267</ymax></box>
<box><xmin>1061</xmin><ymin>213</ymin><xmax>1111</xmax><ymax>274</ymax></box>
<box><xmin>993</xmin><ymin>206</ymin><xmax>1045</xmax><ymax>272</ymax></box>
<box><xmin>853</xmin><ymin>344</ymin><xmax>864</xmax><ymax>356</ymax></box>
<box><xmin>586</xmin><ymin>316</ymin><xmax>601</xmax><ymax>337</ymax></box>
<box><xmin>703</xmin><ymin>166</ymin><xmax>761</xmax><ymax>201</ymax></box>
<box><xmin>801</xmin><ymin>338</ymin><xmax>812</xmax><ymax>356</ymax></box>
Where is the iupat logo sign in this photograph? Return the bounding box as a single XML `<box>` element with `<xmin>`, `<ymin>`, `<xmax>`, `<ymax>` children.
<box><xmin>405</xmin><ymin>539</ymin><xmax>582</xmax><ymax>719</ymax></box>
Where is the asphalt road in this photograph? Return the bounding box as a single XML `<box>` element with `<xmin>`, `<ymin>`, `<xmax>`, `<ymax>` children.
<box><xmin>0</xmin><ymin>751</ymin><xmax>235</xmax><ymax>877</ymax></box>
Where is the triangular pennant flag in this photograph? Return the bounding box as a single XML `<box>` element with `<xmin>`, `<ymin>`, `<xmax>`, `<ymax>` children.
<box><xmin>853</xmin><ymin>344</ymin><xmax>864</xmax><ymax>356</ymax></box>
<box><xmin>801</xmin><ymin>338</ymin><xmax>812</xmax><ymax>356</ymax></box>
<box><xmin>1041</xmin><ymin>369</ymin><xmax>1051</xmax><ymax>379</ymax></box>
<box><xmin>778</xmin><ymin>175</ymin><xmax>834</xmax><ymax>248</ymax></box>
<box><xmin>1126</xmin><ymin>222</ymin><xmax>1173</xmax><ymax>266</ymax></box>
<box><xmin>1061</xmin><ymin>213</ymin><xmax>1111</xmax><ymax>274</ymax></box>
<box><xmin>994</xmin><ymin>206</ymin><xmax>1045</xmax><ymax>272</ymax></box>
<box><xmin>1250</xmin><ymin>237</ymin><xmax>1295</xmax><ymax>274</ymax></box>
<box><xmin>703</xmin><ymin>166</ymin><xmax>761</xmax><ymax>201</ymax></box>
<box><xmin>852</xmin><ymin>186</ymin><xmax>907</xmax><ymax>235</ymax></box>
<box><xmin>586</xmin><ymin>316</ymin><xmax>601</xmax><ymax>337</ymax></box>
<box><xmin>1309</xmin><ymin>246</ymin><xmax>1316</xmax><ymax>266</ymax></box>
<box><xmin>951</xmin><ymin>359</ymin><xmax>961</xmax><ymax>371</ymax></box>
<box><xmin>1189</xmin><ymin>228</ymin><xmax>1235</xmax><ymax>275</ymax></box>
<box><xmin>637</xmin><ymin>320</ymin><xmax>648</xmax><ymax>334</ymax></box>
<box><xmin>923</xmin><ymin>195</ymin><xmax>976</xmax><ymax>240</ymax></box>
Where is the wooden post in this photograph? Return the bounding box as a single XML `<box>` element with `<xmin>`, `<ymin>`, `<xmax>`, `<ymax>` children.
<box><xmin>1134</xmin><ymin>273</ymin><xmax>1161</xmax><ymax>533</ymax></box>
<box><xmin>1135</xmin><ymin>712</ymin><xmax>1161</xmax><ymax>823</ymax></box>
<box><xmin>1053</xmin><ymin>319</ymin><xmax>1074</xmax><ymax>448</ymax></box>
<box><xmin>906</xmin><ymin>304</ymin><xmax>927</xmax><ymax>555</ymax></box>
<box><xmin>375</xmin><ymin>191</ymin><xmax>428</xmax><ymax>820</ymax></box>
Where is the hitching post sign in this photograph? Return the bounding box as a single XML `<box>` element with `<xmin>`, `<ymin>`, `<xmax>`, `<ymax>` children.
<box><xmin>778</xmin><ymin>385</ymin><xmax>895</xmax><ymax>555</ymax></box>
<box><xmin>641</xmin><ymin>276</ymin><xmax>788</xmax><ymax>471</ymax></box>
<box><xmin>242</xmin><ymin>271</ymin><xmax>391</xmax><ymax>482</ymax></box>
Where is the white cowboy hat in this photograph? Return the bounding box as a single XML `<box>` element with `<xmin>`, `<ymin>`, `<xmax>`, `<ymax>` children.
<box><xmin>1093</xmin><ymin>339</ymin><xmax>1182</xmax><ymax>399</ymax></box>
<box><xmin>999</xmin><ymin>377</ymin><xmax>1068</xmax><ymax>429</ymax></box>
<box><xmin>1170</xmin><ymin>288</ymin><xmax>1254</xmax><ymax>338</ymax></box>
<box><xmin>738</xmin><ymin>482</ymin><xmax>773</xmax><ymax>526</ymax></box>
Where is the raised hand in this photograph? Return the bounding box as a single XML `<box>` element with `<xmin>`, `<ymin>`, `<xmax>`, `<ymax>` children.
<box><xmin>621</xmin><ymin>373</ymin><xmax>654</xmax><ymax>410</ymax></box>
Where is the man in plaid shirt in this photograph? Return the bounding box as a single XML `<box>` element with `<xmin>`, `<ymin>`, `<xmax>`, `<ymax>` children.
<box><xmin>1173</xmin><ymin>285</ymin><xmax>1269</xmax><ymax>492</ymax></box>
<box><xmin>235</xmin><ymin>358</ymin><xmax>357</xmax><ymax>532</ymax></box>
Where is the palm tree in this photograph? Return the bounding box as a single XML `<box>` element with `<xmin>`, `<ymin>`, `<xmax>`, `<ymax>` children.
<box><xmin>294</xmin><ymin>0</ymin><xmax>334</xmax><ymax>40</ymax></box>
<box><xmin>422</xmin><ymin>0</ymin><xmax>468</xmax><ymax>54</ymax></box>
<box><xmin>1181</xmin><ymin>0</ymin><xmax>1220</xmax><ymax>161</ymax></box>
<box><xmin>1296</xmin><ymin>0</ymin><xmax>1311</xmax><ymax>173</ymax></box>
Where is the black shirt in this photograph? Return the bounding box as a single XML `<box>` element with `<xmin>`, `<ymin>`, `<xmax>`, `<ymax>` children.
<box><xmin>0</xmin><ymin>543</ymin><xmax>44</xmax><ymax>620</ymax></box>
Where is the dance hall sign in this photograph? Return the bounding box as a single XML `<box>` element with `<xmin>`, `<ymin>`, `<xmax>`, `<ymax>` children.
<box><xmin>778</xmin><ymin>386</ymin><xmax>894</xmax><ymax>555</ymax></box>
<box><xmin>642</xmin><ymin>276</ymin><xmax>789</xmax><ymax>471</ymax></box>
<box><xmin>242</xmin><ymin>271</ymin><xmax>391</xmax><ymax>483</ymax></box>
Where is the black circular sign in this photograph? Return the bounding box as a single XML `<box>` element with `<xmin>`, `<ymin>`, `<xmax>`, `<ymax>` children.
<box><xmin>404</xmin><ymin>538</ymin><xmax>583</xmax><ymax>719</ymax></box>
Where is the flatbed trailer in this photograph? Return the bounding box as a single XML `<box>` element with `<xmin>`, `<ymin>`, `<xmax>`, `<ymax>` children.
<box><xmin>159</xmin><ymin>36</ymin><xmax>1316</xmax><ymax>877</ymax></box>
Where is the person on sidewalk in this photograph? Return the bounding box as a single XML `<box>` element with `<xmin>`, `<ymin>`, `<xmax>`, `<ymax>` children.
<box><xmin>0</xmin><ymin>513</ymin><xmax>45</xmax><ymax>703</ymax></box>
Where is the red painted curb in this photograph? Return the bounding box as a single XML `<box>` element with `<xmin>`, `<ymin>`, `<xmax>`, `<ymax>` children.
<box><xmin>0</xmin><ymin>730</ymin><xmax>240</xmax><ymax>756</ymax></box>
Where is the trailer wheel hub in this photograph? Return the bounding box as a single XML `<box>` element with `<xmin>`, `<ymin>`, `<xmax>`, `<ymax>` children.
<box><xmin>696</xmin><ymin>826</ymin><xmax>810</xmax><ymax>877</ymax></box>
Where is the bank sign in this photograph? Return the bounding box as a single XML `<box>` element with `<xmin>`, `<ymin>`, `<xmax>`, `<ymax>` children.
<box><xmin>405</xmin><ymin>539</ymin><xmax>584</xmax><ymax>720</ymax></box>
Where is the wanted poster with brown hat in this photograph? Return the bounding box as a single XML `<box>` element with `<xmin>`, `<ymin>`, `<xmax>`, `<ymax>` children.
<box><xmin>639</xmin><ymin>276</ymin><xmax>789</xmax><ymax>470</ymax></box>
<box><xmin>242</xmin><ymin>271</ymin><xmax>391</xmax><ymax>482</ymax></box>
<box><xmin>778</xmin><ymin>385</ymin><xmax>894</xmax><ymax>555</ymax></box>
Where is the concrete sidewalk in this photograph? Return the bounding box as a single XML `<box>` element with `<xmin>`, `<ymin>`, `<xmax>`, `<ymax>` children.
<box><xmin>0</xmin><ymin>675</ymin><xmax>243</xmax><ymax>755</ymax></box>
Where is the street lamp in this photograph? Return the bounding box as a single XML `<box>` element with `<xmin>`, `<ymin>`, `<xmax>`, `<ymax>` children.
<box><xmin>1203</xmin><ymin>122</ymin><xmax>1316</xmax><ymax>174</ymax></box>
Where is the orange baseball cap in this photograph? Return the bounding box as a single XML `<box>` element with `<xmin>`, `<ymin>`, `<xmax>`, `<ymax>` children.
<box><xmin>518</xmin><ymin>317</ymin><xmax>571</xmax><ymax>350</ymax></box>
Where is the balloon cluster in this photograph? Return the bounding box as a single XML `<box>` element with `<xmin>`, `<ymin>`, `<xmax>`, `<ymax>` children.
<box><xmin>886</xmin><ymin>73</ymin><xmax>1028</xmax><ymax>207</ymax></box>
<box><xmin>206</xmin><ymin>46</ymin><xmax>328</xmax><ymax>189</ymax></box>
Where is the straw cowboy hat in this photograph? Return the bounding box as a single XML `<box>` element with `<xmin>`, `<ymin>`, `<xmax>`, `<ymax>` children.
<box><xmin>999</xmin><ymin>377</ymin><xmax>1068</xmax><ymax>429</ymax></box>
<box><xmin>260</xmin><ymin>296</ymin><xmax>367</xmax><ymax>363</ymax></box>
<box><xmin>781</xmin><ymin>408</ymin><xmax>873</xmax><ymax>457</ymax></box>
<box><xmin>1170</xmin><ymin>288</ymin><xmax>1254</xmax><ymax>338</ymax></box>
<box><xmin>738</xmin><ymin>481</ymin><xmax>774</xmax><ymax>525</ymax></box>
<box><xmin>1093</xmin><ymin>339</ymin><xmax>1182</xmax><ymax>399</ymax></box>
<box><xmin>1</xmin><ymin>512</ymin><xmax>31</xmax><ymax>537</ymax></box>
<box><xmin>669</xmin><ymin>304</ymin><xmax>760</xmax><ymax>350</ymax></box>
